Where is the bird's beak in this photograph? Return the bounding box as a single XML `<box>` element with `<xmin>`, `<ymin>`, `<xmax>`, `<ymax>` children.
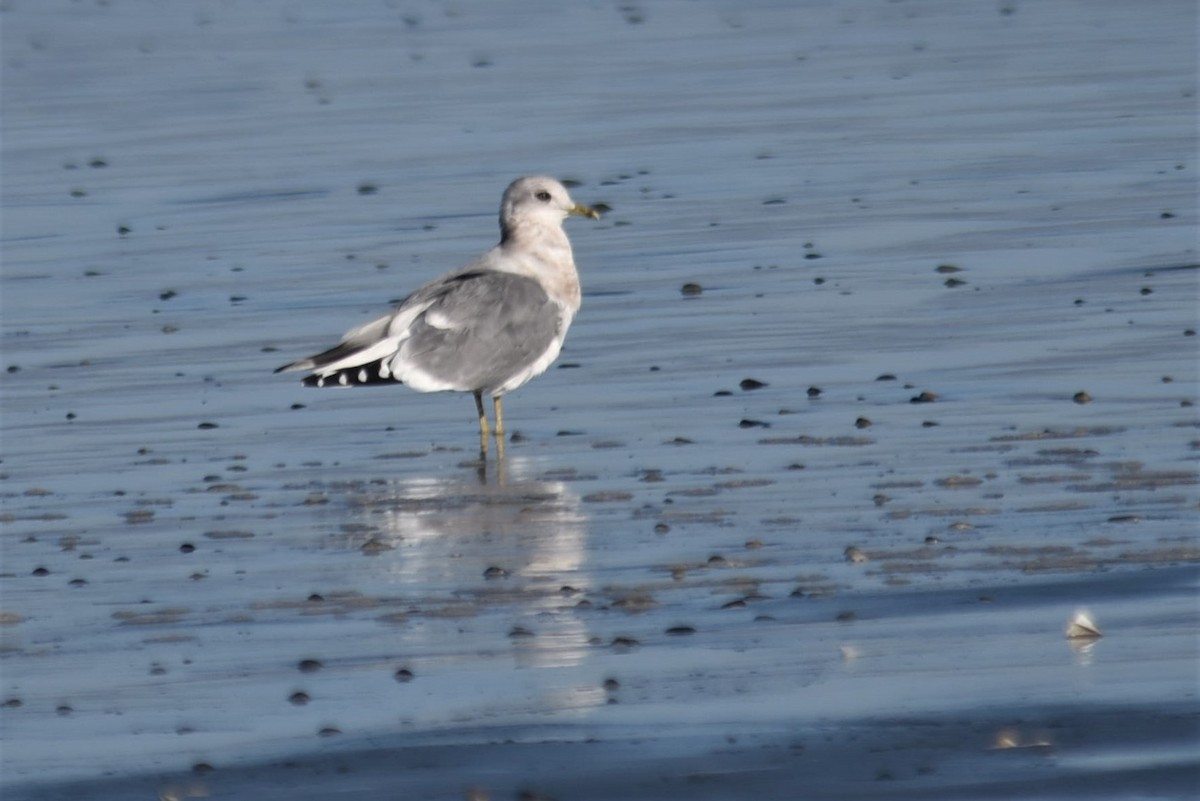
<box><xmin>569</xmin><ymin>203</ymin><xmax>601</xmax><ymax>220</ymax></box>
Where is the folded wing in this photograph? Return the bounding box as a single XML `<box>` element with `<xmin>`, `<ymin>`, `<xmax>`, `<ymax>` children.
<box><xmin>276</xmin><ymin>270</ymin><xmax>563</xmax><ymax>396</ymax></box>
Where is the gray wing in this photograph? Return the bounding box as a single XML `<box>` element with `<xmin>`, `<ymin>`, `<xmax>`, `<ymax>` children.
<box><xmin>396</xmin><ymin>270</ymin><xmax>562</xmax><ymax>393</ymax></box>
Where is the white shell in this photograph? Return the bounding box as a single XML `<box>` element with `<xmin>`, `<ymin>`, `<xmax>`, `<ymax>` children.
<box><xmin>1065</xmin><ymin>609</ymin><xmax>1102</xmax><ymax>639</ymax></box>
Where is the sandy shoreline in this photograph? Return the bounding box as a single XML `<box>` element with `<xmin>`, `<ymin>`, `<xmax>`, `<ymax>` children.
<box><xmin>3</xmin><ymin>0</ymin><xmax>1197</xmax><ymax>798</ymax></box>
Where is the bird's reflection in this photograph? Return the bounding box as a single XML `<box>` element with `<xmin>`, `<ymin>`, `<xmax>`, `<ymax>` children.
<box><xmin>344</xmin><ymin>455</ymin><xmax>592</xmax><ymax>668</ymax></box>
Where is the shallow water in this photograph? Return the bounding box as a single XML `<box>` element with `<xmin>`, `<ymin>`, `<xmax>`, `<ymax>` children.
<box><xmin>2</xmin><ymin>1</ymin><xmax>1198</xmax><ymax>799</ymax></box>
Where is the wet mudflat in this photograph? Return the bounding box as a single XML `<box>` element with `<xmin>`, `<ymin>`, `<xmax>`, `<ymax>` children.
<box><xmin>2</xmin><ymin>1</ymin><xmax>1197</xmax><ymax>799</ymax></box>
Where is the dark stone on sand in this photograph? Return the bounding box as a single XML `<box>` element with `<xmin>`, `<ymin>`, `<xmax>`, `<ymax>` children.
<box><xmin>740</xmin><ymin>378</ymin><xmax>767</xmax><ymax>391</ymax></box>
<box><xmin>910</xmin><ymin>391</ymin><xmax>938</xmax><ymax>403</ymax></box>
<box><xmin>297</xmin><ymin>659</ymin><xmax>323</xmax><ymax>673</ymax></box>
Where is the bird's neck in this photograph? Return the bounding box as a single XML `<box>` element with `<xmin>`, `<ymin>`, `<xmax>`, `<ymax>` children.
<box><xmin>497</xmin><ymin>223</ymin><xmax>581</xmax><ymax>312</ymax></box>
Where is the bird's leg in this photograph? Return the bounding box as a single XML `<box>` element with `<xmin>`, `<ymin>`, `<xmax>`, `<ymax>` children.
<box><xmin>493</xmin><ymin>396</ymin><xmax>505</xmax><ymax>438</ymax></box>
<box><xmin>493</xmin><ymin>396</ymin><xmax>506</xmax><ymax>474</ymax></box>
<box><xmin>474</xmin><ymin>391</ymin><xmax>489</xmax><ymax>451</ymax></box>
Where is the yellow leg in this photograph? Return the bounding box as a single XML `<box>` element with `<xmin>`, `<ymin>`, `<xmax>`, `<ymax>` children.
<box><xmin>474</xmin><ymin>391</ymin><xmax>489</xmax><ymax>445</ymax></box>
<box><xmin>493</xmin><ymin>396</ymin><xmax>506</xmax><ymax>471</ymax></box>
<box><xmin>493</xmin><ymin>396</ymin><xmax>505</xmax><ymax>438</ymax></box>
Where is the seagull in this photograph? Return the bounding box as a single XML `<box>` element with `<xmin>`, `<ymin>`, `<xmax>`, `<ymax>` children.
<box><xmin>275</xmin><ymin>176</ymin><xmax>600</xmax><ymax>447</ymax></box>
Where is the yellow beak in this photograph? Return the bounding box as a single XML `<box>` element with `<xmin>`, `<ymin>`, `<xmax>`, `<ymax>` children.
<box><xmin>569</xmin><ymin>203</ymin><xmax>601</xmax><ymax>220</ymax></box>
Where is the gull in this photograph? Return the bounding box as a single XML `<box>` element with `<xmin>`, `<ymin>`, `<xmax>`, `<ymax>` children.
<box><xmin>275</xmin><ymin>176</ymin><xmax>600</xmax><ymax>447</ymax></box>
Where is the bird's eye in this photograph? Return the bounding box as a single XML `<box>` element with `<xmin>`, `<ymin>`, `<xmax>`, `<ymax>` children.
<box><xmin>534</xmin><ymin>190</ymin><xmax>552</xmax><ymax>202</ymax></box>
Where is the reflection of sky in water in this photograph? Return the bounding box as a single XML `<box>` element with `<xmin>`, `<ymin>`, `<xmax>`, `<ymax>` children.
<box><xmin>345</xmin><ymin>458</ymin><xmax>594</xmax><ymax>669</ymax></box>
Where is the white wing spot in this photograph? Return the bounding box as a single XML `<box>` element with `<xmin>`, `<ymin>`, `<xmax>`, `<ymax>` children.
<box><xmin>358</xmin><ymin>368</ymin><xmax>368</xmax><ymax>383</ymax></box>
<box><xmin>424</xmin><ymin>310</ymin><xmax>455</xmax><ymax>330</ymax></box>
<box><xmin>338</xmin><ymin>374</ymin><xmax>349</xmax><ymax>386</ymax></box>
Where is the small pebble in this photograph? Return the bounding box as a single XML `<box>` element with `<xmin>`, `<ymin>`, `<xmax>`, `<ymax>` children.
<box><xmin>1073</xmin><ymin>391</ymin><xmax>1092</xmax><ymax>404</ymax></box>
<box><xmin>360</xmin><ymin>538</ymin><xmax>394</xmax><ymax>554</ymax></box>
<box><xmin>844</xmin><ymin>545</ymin><xmax>867</xmax><ymax>564</ymax></box>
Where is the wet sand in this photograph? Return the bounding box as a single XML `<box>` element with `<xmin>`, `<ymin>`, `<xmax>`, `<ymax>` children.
<box><xmin>2</xmin><ymin>1</ymin><xmax>1197</xmax><ymax>799</ymax></box>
